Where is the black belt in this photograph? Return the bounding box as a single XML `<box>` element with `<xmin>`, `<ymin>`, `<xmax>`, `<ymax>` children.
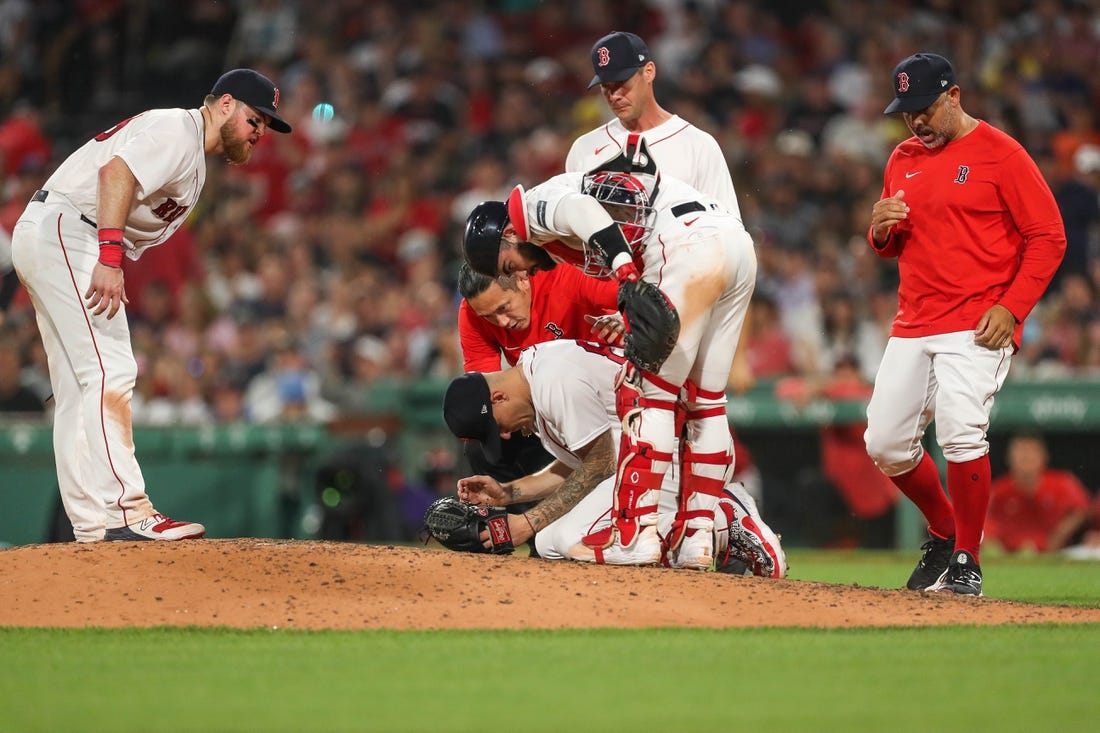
<box><xmin>670</xmin><ymin>201</ymin><xmax>706</xmax><ymax>218</ymax></box>
<box><xmin>31</xmin><ymin>189</ymin><xmax>97</xmax><ymax>229</ymax></box>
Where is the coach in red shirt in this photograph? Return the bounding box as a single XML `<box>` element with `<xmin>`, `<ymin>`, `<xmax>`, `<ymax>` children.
<box><xmin>865</xmin><ymin>53</ymin><xmax>1066</xmax><ymax>596</ymax></box>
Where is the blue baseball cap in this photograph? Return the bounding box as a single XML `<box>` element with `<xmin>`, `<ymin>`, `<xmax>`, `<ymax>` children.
<box><xmin>883</xmin><ymin>53</ymin><xmax>956</xmax><ymax>114</ymax></box>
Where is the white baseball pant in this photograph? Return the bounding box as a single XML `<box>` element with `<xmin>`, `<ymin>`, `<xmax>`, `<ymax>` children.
<box><xmin>864</xmin><ymin>331</ymin><xmax>1012</xmax><ymax>475</ymax></box>
<box><xmin>11</xmin><ymin>193</ymin><xmax>155</xmax><ymax>541</ymax></box>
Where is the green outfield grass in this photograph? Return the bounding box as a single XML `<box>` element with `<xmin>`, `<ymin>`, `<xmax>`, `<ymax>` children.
<box><xmin>785</xmin><ymin>548</ymin><xmax>1100</xmax><ymax>606</ymax></box>
<box><xmin>2</xmin><ymin>550</ymin><xmax>1098</xmax><ymax>733</ymax></box>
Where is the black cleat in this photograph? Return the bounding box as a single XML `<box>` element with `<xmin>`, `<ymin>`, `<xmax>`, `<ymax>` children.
<box><xmin>906</xmin><ymin>533</ymin><xmax>955</xmax><ymax>590</ymax></box>
<box><xmin>929</xmin><ymin>550</ymin><xmax>983</xmax><ymax>596</ymax></box>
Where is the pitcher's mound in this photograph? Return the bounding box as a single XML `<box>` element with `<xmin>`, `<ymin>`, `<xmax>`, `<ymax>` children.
<box><xmin>1</xmin><ymin>538</ymin><xmax>1097</xmax><ymax>630</ymax></box>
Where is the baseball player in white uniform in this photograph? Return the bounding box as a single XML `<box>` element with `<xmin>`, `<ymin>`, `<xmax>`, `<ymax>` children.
<box><xmin>0</xmin><ymin>228</ymin><xmax>15</xmax><ymax>323</ymax></box>
<box><xmin>566</xmin><ymin>31</ymin><xmax>740</xmax><ymax>218</ymax></box>
<box><xmin>462</xmin><ymin>142</ymin><xmax>757</xmax><ymax>570</ymax></box>
<box><xmin>443</xmin><ymin>339</ymin><xmax>785</xmax><ymax>578</ymax></box>
<box><xmin>9</xmin><ymin>68</ymin><xmax>291</xmax><ymax>542</ymax></box>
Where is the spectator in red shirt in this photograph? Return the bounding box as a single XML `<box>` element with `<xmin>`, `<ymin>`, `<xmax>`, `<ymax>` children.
<box><xmin>986</xmin><ymin>433</ymin><xmax>1091</xmax><ymax>554</ymax></box>
<box><xmin>1083</xmin><ymin>492</ymin><xmax>1100</xmax><ymax>550</ymax></box>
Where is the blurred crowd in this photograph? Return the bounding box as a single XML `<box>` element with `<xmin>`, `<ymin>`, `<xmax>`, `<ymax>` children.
<box><xmin>2</xmin><ymin>0</ymin><xmax>1100</xmax><ymax>430</ymax></box>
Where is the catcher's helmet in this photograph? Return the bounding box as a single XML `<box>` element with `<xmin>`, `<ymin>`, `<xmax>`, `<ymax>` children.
<box><xmin>581</xmin><ymin>171</ymin><xmax>655</xmax><ymax>272</ymax></box>
<box><xmin>463</xmin><ymin>201</ymin><xmax>508</xmax><ymax>277</ymax></box>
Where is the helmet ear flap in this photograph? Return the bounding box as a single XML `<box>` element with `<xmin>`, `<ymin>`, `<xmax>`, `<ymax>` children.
<box><xmin>463</xmin><ymin>201</ymin><xmax>509</xmax><ymax>276</ymax></box>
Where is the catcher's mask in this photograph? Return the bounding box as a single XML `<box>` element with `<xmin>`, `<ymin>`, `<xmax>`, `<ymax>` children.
<box><xmin>463</xmin><ymin>201</ymin><xmax>508</xmax><ymax>277</ymax></box>
<box><xmin>443</xmin><ymin>372</ymin><xmax>504</xmax><ymax>462</ymax></box>
<box><xmin>581</xmin><ymin>171</ymin><xmax>656</xmax><ymax>277</ymax></box>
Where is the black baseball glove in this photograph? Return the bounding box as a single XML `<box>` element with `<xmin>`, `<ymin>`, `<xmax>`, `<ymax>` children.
<box><xmin>618</xmin><ymin>279</ymin><xmax>680</xmax><ymax>373</ymax></box>
<box><xmin>422</xmin><ymin>496</ymin><xmax>516</xmax><ymax>554</ymax></box>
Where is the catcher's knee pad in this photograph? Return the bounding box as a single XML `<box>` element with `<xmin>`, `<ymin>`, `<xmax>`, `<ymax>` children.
<box><xmin>584</xmin><ymin>363</ymin><xmax>678</xmax><ymax>550</ymax></box>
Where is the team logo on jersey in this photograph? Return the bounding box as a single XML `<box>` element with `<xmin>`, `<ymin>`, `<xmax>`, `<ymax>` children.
<box><xmin>545</xmin><ymin>322</ymin><xmax>564</xmax><ymax>339</ymax></box>
<box><xmin>597</xmin><ymin>46</ymin><xmax>611</xmax><ymax>67</ymax></box>
<box><xmin>272</xmin><ymin>87</ymin><xmax>280</xmax><ymax>109</ymax></box>
<box><xmin>152</xmin><ymin>198</ymin><xmax>189</xmax><ymax>224</ymax></box>
<box><xmin>897</xmin><ymin>72</ymin><xmax>910</xmax><ymax>93</ymax></box>
<box><xmin>954</xmin><ymin>165</ymin><xmax>970</xmax><ymax>184</ymax></box>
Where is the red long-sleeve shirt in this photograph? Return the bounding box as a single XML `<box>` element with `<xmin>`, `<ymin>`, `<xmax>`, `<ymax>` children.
<box><xmin>869</xmin><ymin>121</ymin><xmax>1066</xmax><ymax>346</ymax></box>
<box><xmin>459</xmin><ymin>265</ymin><xmax>618</xmax><ymax>373</ymax></box>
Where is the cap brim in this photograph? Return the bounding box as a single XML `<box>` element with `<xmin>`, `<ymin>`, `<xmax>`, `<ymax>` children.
<box><xmin>883</xmin><ymin>93</ymin><xmax>942</xmax><ymax>115</ymax></box>
<box><xmin>479</xmin><ymin>428</ymin><xmax>504</xmax><ymax>464</ymax></box>
<box><xmin>588</xmin><ymin>66</ymin><xmax>641</xmax><ymax>89</ymax></box>
<box><xmin>254</xmin><ymin>106</ymin><xmax>292</xmax><ymax>133</ymax></box>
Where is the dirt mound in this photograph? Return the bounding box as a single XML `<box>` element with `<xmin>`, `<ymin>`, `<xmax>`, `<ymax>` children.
<box><xmin>1</xmin><ymin>538</ymin><xmax>1097</xmax><ymax>630</ymax></box>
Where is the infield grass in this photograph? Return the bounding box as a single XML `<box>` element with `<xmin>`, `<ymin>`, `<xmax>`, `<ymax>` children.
<box><xmin>2</xmin><ymin>550</ymin><xmax>1098</xmax><ymax>733</ymax></box>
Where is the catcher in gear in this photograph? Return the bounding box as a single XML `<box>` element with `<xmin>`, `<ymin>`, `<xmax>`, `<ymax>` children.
<box><xmin>461</xmin><ymin>141</ymin><xmax>757</xmax><ymax>570</ymax></box>
<box><xmin>436</xmin><ymin>340</ymin><xmax>786</xmax><ymax>577</ymax></box>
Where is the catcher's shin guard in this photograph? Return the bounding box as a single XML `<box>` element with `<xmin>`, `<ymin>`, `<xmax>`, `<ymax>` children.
<box><xmin>580</xmin><ymin>362</ymin><xmax>677</xmax><ymax>560</ymax></box>
<box><xmin>668</xmin><ymin>382</ymin><xmax>733</xmax><ymax>570</ymax></box>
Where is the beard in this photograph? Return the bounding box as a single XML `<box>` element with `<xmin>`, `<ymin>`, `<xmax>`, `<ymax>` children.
<box><xmin>515</xmin><ymin>241</ymin><xmax>557</xmax><ymax>275</ymax></box>
<box><xmin>220</xmin><ymin>121</ymin><xmax>254</xmax><ymax>164</ymax></box>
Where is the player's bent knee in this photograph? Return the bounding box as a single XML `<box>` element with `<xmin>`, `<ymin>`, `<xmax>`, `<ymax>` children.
<box><xmin>864</xmin><ymin>435</ymin><xmax>921</xmax><ymax>477</ymax></box>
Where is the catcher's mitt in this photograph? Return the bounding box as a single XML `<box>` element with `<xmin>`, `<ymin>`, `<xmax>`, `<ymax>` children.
<box><xmin>422</xmin><ymin>496</ymin><xmax>516</xmax><ymax>554</ymax></box>
<box><xmin>618</xmin><ymin>279</ymin><xmax>680</xmax><ymax>373</ymax></box>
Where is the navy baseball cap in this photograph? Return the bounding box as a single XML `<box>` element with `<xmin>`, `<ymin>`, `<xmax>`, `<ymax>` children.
<box><xmin>588</xmin><ymin>31</ymin><xmax>651</xmax><ymax>89</ymax></box>
<box><xmin>443</xmin><ymin>373</ymin><xmax>503</xmax><ymax>463</ymax></box>
<box><xmin>211</xmin><ymin>68</ymin><xmax>292</xmax><ymax>133</ymax></box>
<box><xmin>883</xmin><ymin>53</ymin><xmax>956</xmax><ymax>114</ymax></box>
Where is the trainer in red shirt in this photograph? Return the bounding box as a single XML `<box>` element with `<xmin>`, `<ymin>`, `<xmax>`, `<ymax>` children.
<box><xmin>986</xmin><ymin>433</ymin><xmax>1090</xmax><ymax>553</ymax></box>
<box><xmin>458</xmin><ymin>262</ymin><xmax>618</xmax><ymax>373</ymax></box>
<box><xmin>455</xmin><ymin>262</ymin><xmax>619</xmax><ymax>488</ymax></box>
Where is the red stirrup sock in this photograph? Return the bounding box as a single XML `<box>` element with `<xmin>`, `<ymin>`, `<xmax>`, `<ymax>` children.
<box><xmin>890</xmin><ymin>451</ymin><xmax>955</xmax><ymax>540</ymax></box>
<box><xmin>947</xmin><ymin>456</ymin><xmax>992</xmax><ymax>563</ymax></box>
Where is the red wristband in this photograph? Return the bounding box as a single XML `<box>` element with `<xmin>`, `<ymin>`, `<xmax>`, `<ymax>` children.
<box><xmin>97</xmin><ymin>228</ymin><xmax>124</xmax><ymax>268</ymax></box>
<box><xmin>98</xmin><ymin>227</ymin><xmax>124</xmax><ymax>244</ymax></box>
<box><xmin>98</xmin><ymin>243</ymin><xmax>124</xmax><ymax>268</ymax></box>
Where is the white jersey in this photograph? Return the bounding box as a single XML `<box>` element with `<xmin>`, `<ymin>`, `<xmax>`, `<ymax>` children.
<box><xmin>42</xmin><ymin>108</ymin><xmax>207</xmax><ymax>259</ymax></box>
<box><xmin>519</xmin><ymin>339</ymin><xmax>624</xmax><ymax>469</ymax></box>
<box><xmin>566</xmin><ymin>114</ymin><xmax>741</xmax><ymax>221</ymax></box>
<box><xmin>514</xmin><ymin>169</ymin><xmax>742</xmax><ymax>267</ymax></box>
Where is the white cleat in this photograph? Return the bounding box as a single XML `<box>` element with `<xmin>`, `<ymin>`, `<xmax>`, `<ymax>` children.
<box><xmin>103</xmin><ymin>513</ymin><xmax>206</xmax><ymax>541</ymax></box>
<box><xmin>667</xmin><ymin>524</ymin><xmax>717</xmax><ymax>571</ymax></box>
<box><xmin>568</xmin><ymin>525</ymin><xmax>662</xmax><ymax>565</ymax></box>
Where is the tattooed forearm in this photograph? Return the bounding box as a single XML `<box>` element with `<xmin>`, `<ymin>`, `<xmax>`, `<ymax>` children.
<box><xmin>526</xmin><ymin>433</ymin><xmax>616</xmax><ymax>532</ymax></box>
<box><xmin>505</xmin><ymin>483</ymin><xmax>522</xmax><ymax>502</ymax></box>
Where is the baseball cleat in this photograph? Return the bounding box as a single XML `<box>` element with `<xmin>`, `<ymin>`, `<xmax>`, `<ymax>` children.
<box><xmin>927</xmin><ymin>550</ymin><xmax>983</xmax><ymax>596</ymax></box>
<box><xmin>669</xmin><ymin>527</ymin><xmax>717</xmax><ymax>571</ymax></box>
<box><xmin>906</xmin><ymin>533</ymin><xmax>955</xmax><ymax>590</ymax></box>
<box><xmin>568</xmin><ymin>525</ymin><xmax>662</xmax><ymax>565</ymax></box>
<box><xmin>104</xmin><ymin>513</ymin><xmax>206</xmax><ymax>541</ymax></box>
<box><xmin>715</xmin><ymin>485</ymin><xmax>787</xmax><ymax>578</ymax></box>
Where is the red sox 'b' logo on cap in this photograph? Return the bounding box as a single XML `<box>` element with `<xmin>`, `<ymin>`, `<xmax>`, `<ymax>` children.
<box><xmin>897</xmin><ymin>72</ymin><xmax>910</xmax><ymax>93</ymax></box>
<box><xmin>597</xmin><ymin>46</ymin><xmax>611</xmax><ymax>67</ymax></box>
<box><xmin>272</xmin><ymin>87</ymin><xmax>280</xmax><ymax>109</ymax></box>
